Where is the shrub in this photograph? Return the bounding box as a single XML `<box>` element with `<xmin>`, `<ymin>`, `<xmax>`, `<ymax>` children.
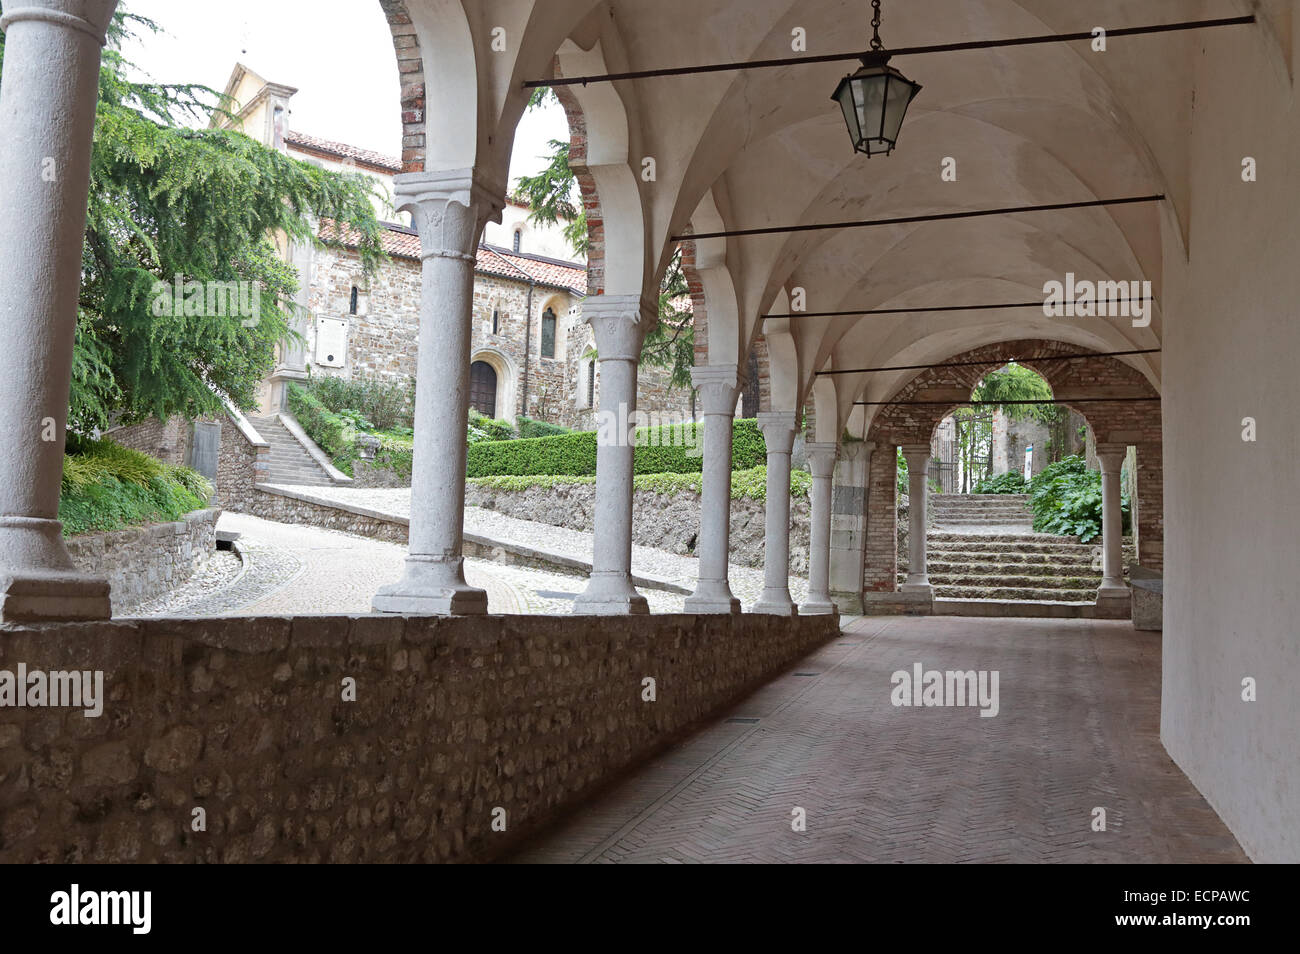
<box><xmin>973</xmin><ymin>471</ymin><xmax>1028</xmax><ymax>494</ymax></box>
<box><xmin>467</xmin><ymin>464</ymin><xmax>808</xmax><ymax>500</ymax></box>
<box><xmin>465</xmin><ymin>419</ymin><xmax>767</xmax><ymax>479</ymax></box>
<box><xmin>287</xmin><ymin>383</ymin><xmax>349</xmax><ymax>460</ymax></box>
<box><xmin>468</xmin><ymin>410</ymin><xmax>515</xmax><ymax>442</ymax></box>
<box><xmin>305</xmin><ymin>374</ymin><xmax>411</xmax><ymax>431</ymax></box>
<box><xmin>1028</xmin><ymin>455</ymin><xmax>1130</xmax><ymax>542</ymax></box>
<box><xmin>516</xmin><ymin>416</ymin><xmax>570</xmax><ymax>440</ymax></box>
<box><xmin>59</xmin><ymin>438</ymin><xmax>211</xmax><ymax>536</ymax></box>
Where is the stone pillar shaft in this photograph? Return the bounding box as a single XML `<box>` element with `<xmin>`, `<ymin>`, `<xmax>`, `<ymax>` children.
<box><xmin>0</xmin><ymin>1</ymin><xmax>119</xmax><ymax>621</ymax></box>
<box><xmin>829</xmin><ymin>440</ymin><xmax>873</xmax><ymax>613</ymax></box>
<box><xmin>373</xmin><ymin>170</ymin><xmax>502</xmax><ymax>616</ymax></box>
<box><xmin>900</xmin><ymin>444</ymin><xmax>934</xmax><ymax>597</ymax></box>
<box><xmin>802</xmin><ymin>442</ymin><xmax>839</xmax><ymax>616</ymax></box>
<box><xmin>573</xmin><ymin>295</ymin><xmax>655</xmax><ymax>615</ymax></box>
<box><xmin>684</xmin><ymin>366</ymin><xmax>740</xmax><ymax>614</ymax></box>
<box><xmin>753</xmin><ymin>411</ymin><xmax>799</xmax><ymax>615</ymax></box>
<box><xmin>1097</xmin><ymin>444</ymin><xmax>1129</xmax><ymax>601</ymax></box>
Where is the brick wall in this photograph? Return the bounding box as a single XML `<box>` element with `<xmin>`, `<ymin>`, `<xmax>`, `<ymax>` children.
<box><xmin>0</xmin><ymin>612</ymin><xmax>839</xmax><ymax>863</ymax></box>
<box><xmin>378</xmin><ymin>1</ymin><xmax>425</xmax><ymax>174</ymax></box>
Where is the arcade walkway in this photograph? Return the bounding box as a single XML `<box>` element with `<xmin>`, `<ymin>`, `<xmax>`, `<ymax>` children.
<box><xmin>510</xmin><ymin>616</ymin><xmax>1246</xmax><ymax>864</ymax></box>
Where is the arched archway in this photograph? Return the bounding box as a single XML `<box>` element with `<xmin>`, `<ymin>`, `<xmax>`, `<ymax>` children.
<box><xmin>469</xmin><ymin>348</ymin><xmax>517</xmax><ymax>421</ymax></box>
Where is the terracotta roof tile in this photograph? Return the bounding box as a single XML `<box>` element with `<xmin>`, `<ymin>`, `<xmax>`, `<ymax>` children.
<box><xmin>319</xmin><ymin>222</ymin><xmax>587</xmax><ymax>294</ymax></box>
<box><xmin>286</xmin><ymin>131</ymin><xmax>402</xmax><ymax>173</ymax></box>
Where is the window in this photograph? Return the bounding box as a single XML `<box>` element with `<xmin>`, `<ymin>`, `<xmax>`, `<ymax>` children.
<box><xmin>491</xmin><ymin>308</ymin><xmax>500</xmax><ymax>335</ymax></box>
<box><xmin>541</xmin><ymin>307</ymin><xmax>557</xmax><ymax>359</ymax></box>
<box><xmin>349</xmin><ymin>286</ymin><xmax>359</xmax><ymax>315</ymax></box>
<box><xmin>586</xmin><ymin>360</ymin><xmax>596</xmax><ymax>408</ymax></box>
<box><xmin>512</xmin><ymin>229</ymin><xmax>522</xmax><ymax>253</ymax></box>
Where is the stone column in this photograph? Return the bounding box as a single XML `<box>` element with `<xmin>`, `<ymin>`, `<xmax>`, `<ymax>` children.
<box><xmin>752</xmin><ymin>411</ymin><xmax>799</xmax><ymax>616</ymax></box>
<box><xmin>683</xmin><ymin>365</ymin><xmax>741</xmax><ymax>614</ymax></box>
<box><xmin>829</xmin><ymin>440</ymin><xmax>873</xmax><ymax>613</ymax></box>
<box><xmin>0</xmin><ymin>0</ymin><xmax>118</xmax><ymax>622</ymax></box>
<box><xmin>1096</xmin><ymin>443</ymin><xmax>1130</xmax><ymax>611</ymax></box>
<box><xmin>573</xmin><ymin>294</ymin><xmax>655</xmax><ymax>615</ymax></box>
<box><xmin>373</xmin><ymin>170</ymin><xmax>502</xmax><ymax>615</ymax></box>
<box><xmin>900</xmin><ymin>443</ymin><xmax>934</xmax><ymax>598</ymax></box>
<box><xmin>801</xmin><ymin>442</ymin><xmax>840</xmax><ymax>616</ymax></box>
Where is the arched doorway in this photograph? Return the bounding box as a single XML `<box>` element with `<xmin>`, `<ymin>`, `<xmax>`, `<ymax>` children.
<box><xmin>469</xmin><ymin>360</ymin><xmax>497</xmax><ymax>418</ymax></box>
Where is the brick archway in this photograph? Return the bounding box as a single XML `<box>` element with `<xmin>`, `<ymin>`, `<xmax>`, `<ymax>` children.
<box><xmin>378</xmin><ymin>1</ymin><xmax>426</xmax><ymax>174</ymax></box>
<box><xmin>862</xmin><ymin>339</ymin><xmax>1163</xmax><ymax>594</ymax></box>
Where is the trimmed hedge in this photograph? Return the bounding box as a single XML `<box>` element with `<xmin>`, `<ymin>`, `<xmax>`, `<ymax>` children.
<box><xmin>467</xmin><ymin>419</ymin><xmax>767</xmax><ymax>478</ymax></box>
<box><xmin>60</xmin><ymin>438</ymin><xmax>212</xmax><ymax>537</ymax></box>
<box><xmin>468</xmin><ymin>465</ymin><xmax>808</xmax><ymax>501</ymax></box>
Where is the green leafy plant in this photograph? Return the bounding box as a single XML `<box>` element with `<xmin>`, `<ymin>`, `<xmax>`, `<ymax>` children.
<box><xmin>516</xmin><ymin>416</ymin><xmax>571</xmax><ymax>440</ymax></box>
<box><xmin>1028</xmin><ymin>455</ymin><xmax>1130</xmax><ymax>542</ymax></box>
<box><xmin>305</xmin><ymin>375</ymin><xmax>411</xmax><ymax>431</ymax></box>
<box><xmin>973</xmin><ymin>471</ymin><xmax>1028</xmax><ymax>494</ymax></box>
<box><xmin>59</xmin><ymin>438</ymin><xmax>211</xmax><ymax>536</ymax></box>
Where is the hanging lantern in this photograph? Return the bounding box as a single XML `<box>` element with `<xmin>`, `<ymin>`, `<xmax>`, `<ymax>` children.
<box><xmin>832</xmin><ymin>0</ymin><xmax>922</xmax><ymax>157</ymax></box>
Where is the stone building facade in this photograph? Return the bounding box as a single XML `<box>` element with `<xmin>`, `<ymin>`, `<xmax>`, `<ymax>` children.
<box><xmin>217</xmin><ymin>65</ymin><xmax>692</xmax><ymax>431</ymax></box>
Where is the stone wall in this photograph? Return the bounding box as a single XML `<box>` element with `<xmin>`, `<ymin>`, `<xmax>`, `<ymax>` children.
<box><xmin>65</xmin><ymin>509</ymin><xmax>221</xmax><ymax>617</ymax></box>
<box><xmin>466</xmin><ymin>481</ymin><xmax>811</xmax><ymax>574</ymax></box>
<box><xmin>0</xmin><ymin>612</ymin><xmax>840</xmax><ymax>863</ymax></box>
<box><xmin>249</xmin><ymin>487</ymin><xmax>408</xmax><ymax>543</ymax></box>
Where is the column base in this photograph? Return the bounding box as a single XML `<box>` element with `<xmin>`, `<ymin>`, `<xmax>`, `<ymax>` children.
<box><xmin>798</xmin><ymin>597</ymin><xmax>839</xmax><ymax>617</ymax></box>
<box><xmin>0</xmin><ymin>571</ymin><xmax>112</xmax><ymax>623</ymax></box>
<box><xmin>371</xmin><ymin>555</ymin><xmax>487</xmax><ymax>616</ymax></box>
<box><xmin>831</xmin><ymin>590</ymin><xmax>865</xmax><ymax>615</ymax></box>
<box><xmin>683</xmin><ymin>580</ymin><xmax>741</xmax><ymax>615</ymax></box>
<box><xmin>573</xmin><ymin>572</ymin><xmax>649</xmax><ymax>615</ymax></box>
<box><xmin>1095</xmin><ymin>583</ymin><xmax>1131</xmax><ymax>619</ymax></box>
<box><xmin>751</xmin><ymin>590</ymin><xmax>799</xmax><ymax>616</ymax></box>
<box><xmin>899</xmin><ymin>581</ymin><xmax>935</xmax><ymax>598</ymax></box>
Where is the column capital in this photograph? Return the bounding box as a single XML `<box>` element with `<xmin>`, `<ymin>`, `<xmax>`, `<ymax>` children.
<box><xmin>583</xmin><ymin>293</ymin><xmax>657</xmax><ymax>361</ymax></box>
<box><xmin>0</xmin><ymin>0</ymin><xmax>118</xmax><ymax>44</ymax></box>
<box><xmin>395</xmin><ymin>168</ymin><xmax>504</xmax><ymax>260</ymax></box>
<box><xmin>1096</xmin><ymin>443</ymin><xmax>1128</xmax><ymax>471</ymax></box>
<box><xmin>756</xmin><ymin>410</ymin><xmax>798</xmax><ymax>454</ymax></box>
<box><xmin>690</xmin><ymin>364</ymin><xmax>740</xmax><ymax>414</ymax></box>
<box><xmin>805</xmin><ymin>441</ymin><xmax>839</xmax><ymax>478</ymax></box>
<box><xmin>900</xmin><ymin>442</ymin><xmax>932</xmax><ymax>467</ymax></box>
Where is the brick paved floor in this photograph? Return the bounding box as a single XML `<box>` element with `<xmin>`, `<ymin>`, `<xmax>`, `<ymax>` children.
<box><xmin>510</xmin><ymin>616</ymin><xmax>1247</xmax><ymax>863</ymax></box>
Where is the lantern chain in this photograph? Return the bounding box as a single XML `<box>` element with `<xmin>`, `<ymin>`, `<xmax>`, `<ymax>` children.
<box><xmin>870</xmin><ymin>0</ymin><xmax>884</xmax><ymax>51</ymax></box>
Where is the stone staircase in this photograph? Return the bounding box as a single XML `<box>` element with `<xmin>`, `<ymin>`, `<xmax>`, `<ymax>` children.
<box><xmin>247</xmin><ymin>414</ymin><xmax>337</xmax><ymax>488</ymax></box>
<box><xmin>902</xmin><ymin>493</ymin><xmax>1133</xmax><ymax>603</ymax></box>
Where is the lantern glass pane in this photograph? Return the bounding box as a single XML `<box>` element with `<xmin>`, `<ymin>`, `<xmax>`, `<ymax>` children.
<box><xmin>836</xmin><ymin>82</ymin><xmax>861</xmax><ymax>147</ymax></box>
<box><xmin>883</xmin><ymin>73</ymin><xmax>916</xmax><ymax>144</ymax></box>
<box><xmin>859</xmin><ymin>72</ymin><xmax>886</xmax><ymax>144</ymax></box>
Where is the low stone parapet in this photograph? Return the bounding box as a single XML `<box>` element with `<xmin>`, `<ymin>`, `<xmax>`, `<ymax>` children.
<box><xmin>0</xmin><ymin>611</ymin><xmax>840</xmax><ymax>863</ymax></box>
<box><xmin>65</xmin><ymin>508</ymin><xmax>221</xmax><ymax>617</ymax></box>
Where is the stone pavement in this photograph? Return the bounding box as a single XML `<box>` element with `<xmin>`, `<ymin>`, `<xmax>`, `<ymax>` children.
<box><xmin>254</xmin><ymin>485</ymin><xmax>808</xmax><ymax>609</ymax></box>
<box><xmin>136</xmin><ymin>511</ymin><xmax>804</xmax><ymax>617</ymax></box>
<box><xmin>509</xmin><ymin>616</ymin><xmax>1246</xmax><ymax>863</ymax></box>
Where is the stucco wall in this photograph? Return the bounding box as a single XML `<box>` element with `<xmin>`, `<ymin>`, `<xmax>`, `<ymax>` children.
<box><xmin>0</xmin><ymin>612</ymin><xmax>839</xmax><ymax>863</ymax></box>
<box><xmin>1159</xmin><ymin>24</ymin><xmax>1300</xmax><ymax>864</ymax></box>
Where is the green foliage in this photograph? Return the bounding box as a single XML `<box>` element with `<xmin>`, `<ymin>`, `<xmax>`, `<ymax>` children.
<box><xmin>466</xmin><ymin>419</ymin><xmax>766</xmax><ymax>478</ymax></box>
<box><xmin>972</xmin><ymin>363</ymin><xmax>1057</xmax><ymax>424</ymax></box>
<box><xmin>973</xmin><ymin>471</ymin><xmax>1029</xmax><ymax>494</ymax></box>
<box><xmin>516</xmin><ymin>417</ymin><xmax>571</xmax><ymax>440</ymax></box>
<box><xmin>59</xmin><ymin>438</ymin><xmax>210</xmax><ymax>536</ymax></box>
<box><xmin>469</xmin><ymin>411</ymin><xmax>516</xmax><ymax>443</ymax></box>
<box><xmin>304</xmin><ymin>375</ymin><xmax>412</xmax><ymax>432</ymax></box>
<box><xmin>287</xmin><ymin>384</ymin><xmax>349</xmax><ymax>460</ymax></box>
<box><xmin>1028</xmin><ymin>455</ymin><xmax>1130</xmax><ymax>542</ymax></box>
<box><xmin>349</xmin><ymin>433</ymin><xmax>414</xmax><ymax>482</ymax></box>
<box><xmin>468</xmin><ymin>465</ymin><xmax>808</xmax><ymax>500</ymax></box>
<box><xmin>897</xmin><ymin>447</ymin><xmax>909</xmax><ymax>496</ymax></box>
<box><xmin>0</xmin><ymin>10</ymin><xmax>387</xmax><ymax>430</ymax></box>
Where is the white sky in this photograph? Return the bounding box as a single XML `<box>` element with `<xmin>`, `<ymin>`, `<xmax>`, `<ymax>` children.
<box><xmin>118</xmin><ymin>0</ymin><xmax>568</xmax><ymax>185</ymax></box>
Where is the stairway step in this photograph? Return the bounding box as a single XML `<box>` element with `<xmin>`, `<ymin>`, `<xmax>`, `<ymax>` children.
<box><xmin>933</xmin><ymin>585</ymin><xmax>1101</xmax><ymax>602</ymax></box>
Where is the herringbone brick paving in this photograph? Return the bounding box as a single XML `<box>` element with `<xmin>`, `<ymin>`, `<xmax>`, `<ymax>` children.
<box><xmin>509</xmin><ymin>616</ymin><xmax>1246</xmax><ymax>864</ymax></box>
